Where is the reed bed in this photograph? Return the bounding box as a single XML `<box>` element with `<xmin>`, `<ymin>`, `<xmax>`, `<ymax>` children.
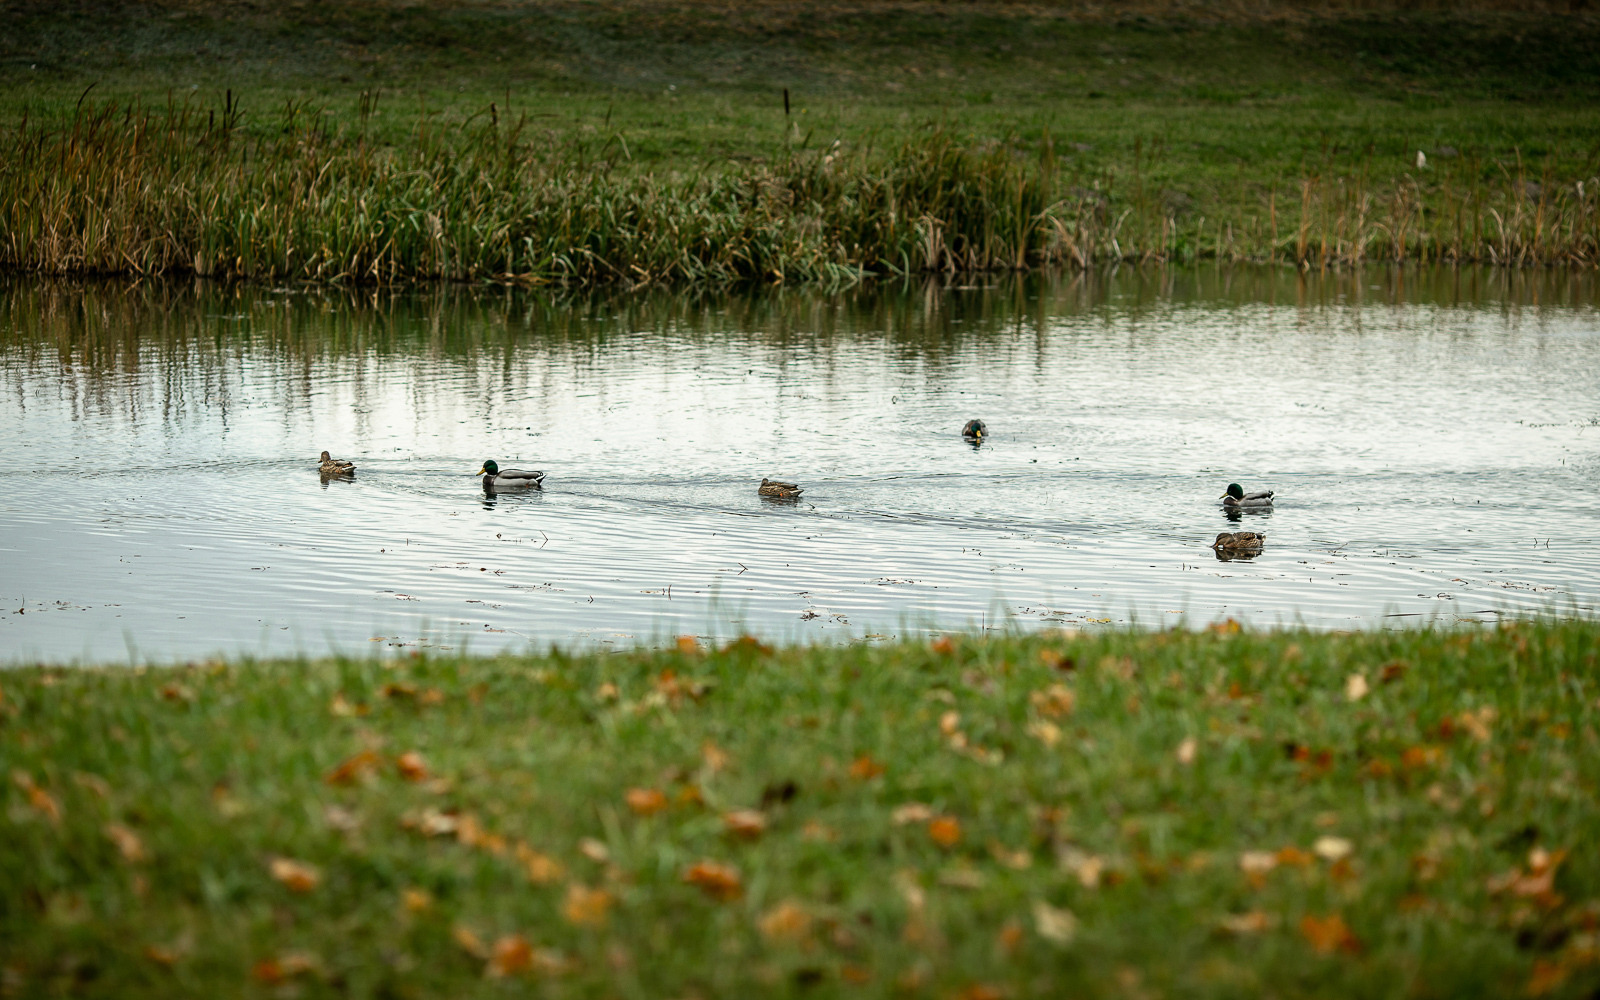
<box><xmin>3</xmin><ymin>99</ymin><xmax>1597</xmax><ymax>285</ymax></box>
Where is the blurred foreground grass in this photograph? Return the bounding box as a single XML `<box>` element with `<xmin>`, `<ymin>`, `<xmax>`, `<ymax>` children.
<box><xmin>4</xmin><ymin>621</ymin><xmax>1599</xmax><ymax>997</ymax></box>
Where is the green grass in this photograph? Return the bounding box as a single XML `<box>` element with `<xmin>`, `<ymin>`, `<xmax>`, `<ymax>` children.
<box><xmin>1</xmin><ymin>2</ymin><xmax>1598</xmax><ymax>281</ymax></box>
<box><xmin>4</xmin><ymin>622</ymin><xmax>1600</xmax><ymax>997</ymax></box>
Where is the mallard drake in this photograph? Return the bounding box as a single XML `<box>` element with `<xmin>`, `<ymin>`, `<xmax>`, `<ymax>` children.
<box><xmin>758</xmin><ymin>478</ymin><xmax>803</xmax><ymax>499</ymax></box>
<box><xmin>478</xmin><ymin>459</ymin><xmax>545</xmax><ymax>489</ymax></box>
<box><xmin>961</xmin><ymin>419</ymin><xmax>987</xmax><ymax>440</ymax></box>
<box><xmin>319</xmin><ymin>450</ymin><xmax>356</xmax><ymax>476</ymax></box>
<box><xmin>1220</xmin><ymin>483</ymin><xmax>1274</xmax><ymax>509</ymax></box>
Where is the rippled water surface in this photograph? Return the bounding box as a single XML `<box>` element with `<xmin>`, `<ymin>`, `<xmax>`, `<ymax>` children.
<box><xmin>2</xmin><ymin>269</ymin><xmax>1597</xmax><ymax>663</ymax></box>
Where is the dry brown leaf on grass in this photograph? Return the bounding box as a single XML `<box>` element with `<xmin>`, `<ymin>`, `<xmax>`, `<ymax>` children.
<box><xmin>251</xmin><ymin>952</ymin><xmax>320</xmax><ymax>984</ymax></box>
<box><xmin>684</xmin><ymin>860</ymin><xmax>743</xmax><ymax>901</ymax></box>
<box><xmin>1027</xmin><ymin>720</ymin><xmax>1061</xmax><ymax>747</ymax></box>
<box><xmin>103</xmin><ymin>824</ymin><xmax>147</xmax><ymax>863</ymax></box>
<box><xmin>758</xmin><ymin>901</ymin><xmax>812</xmax><ymax>944</ymax></box>
<box><xmin>625</xmin><ymin>787</ymin><xmax>669</xmax><ymax>816</ymax></box>
<box><xmin>324</xmin><ymin>749</ymin><xmax>382</xmax><ymax>786</ymax></box>
<box><xmin>392</xmin><ymin>751</ymin><xmax>428</xmax><ymax>782</ymax></box>
<box><xmin>269</xmin><ymin>858</ymin><xmax>320</xmax><ymax>893</ymax></box>
<box><xmin>402</xmin><ymin>888</ymin><xmax>432</xmax><ymax>913</ymax></box>
<box><xmin>452</xmin><ymin>924</ymin><xmax>487</xmax><ymax>958</ymax></box>
<box><xmin>1313</xmin><ymin>836</ymin><xmax>1353</xmax><ymax>862</ymax></box>
<box><xmin>1030</xmin><ymin>685</ymin><xmax>1075</xmax><ymax>718</ymax></box>
<box><xmin>562</xmin><ymin>884</ymin><xmax>614</xmax><ymax>927</ymax></box>
<box><xmin>939</xmin><ymin>711</ymin><xmax>962</xmax><ymax>736</ymax></box>
<box><xmin>723</xmin><ymin>809</ymin><xmax>767</xmax><ymax>839</ymax></box>
<box><xmin>516</xmin><ymin>844</ymin><xmax>565</xmax><ymax>884</ymax></box>
<box><xmin>1276</xmin><ymin>846</ymin><xmax>1315</xmax><ymax>868</ymax></box>
<box><xmin>848</xmin><ymin>755</ymin><xmax>885</xmax><ymax>780</ymax></box>
<box><xmin>1219</xmin><ymin>911</ymin><xmax>1276</xmax><ymax>934</ymax></box>
<box><xmin>930</xmin><ymin>636</ymin><xmax>956</xmax><ymax>655</ymax></box>
<box><xmin>702</xmin><ymin>741</ymin><xmax>730</xmax><ymax>772</ymax></box>
<box><xmin>928</xmin><ymin>817</ymin><xmax>962</xmax><ymax>849</ymax></box>
<box><xmin>1299</xmin><ymin>913</ymin><xmax>1362</xmax><ymax>955</ymax></box>
<box><xmin>958</xmin><ymin>983</ymin><xmax>1005</xmax><ymax>1000</ymax></box>
<box><xmin>1176</xmin><ymin>736</ymin><xmax>1198</xmax><ymax>765</ymax></box>
<box><xmin>989</xmin><ymin>843</ymin><xmax>1033</xmax><ymax>869</ymax></box>
<box><xmin>11</xmin><ymin>770</ymin><xmax>60</xmax><ymax>824</ymax></box>
<box><xmin>892</xmin><ymin>803</ymin><xmax>934</xmax><ymax>825</ymax></box>
<box><xmin>996</xmin><ymin>919</ymin><xmax>1025</xmax><ymax>956</ymax></box>
<box><xmin>1032</xmin><ymin>900</ymin><xmax>1077</xmax><ymax>944</ymax></box>
<box><xmin>487</xmin><ymin>935</ymin><xmax>534</xmax><ymax>978</ymax></box>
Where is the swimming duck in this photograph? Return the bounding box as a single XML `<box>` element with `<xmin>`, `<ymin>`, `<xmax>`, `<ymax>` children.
<box><xmin>1211</xmin><ymin>531</ymin><xmax>1265</xmax><ymax>561</ymax></box>
<box><xmin>1220</xmin><ymin>483</ymin><xmax>1274</xmax><ymax>509</ymax></box>
<box><xmin>319</xmin><ymin>451</ymin><xmax>356</xmax><ymax>476</ymax></box>
<box><xmin>758</xmin><ymin>478</ymin><xmax>804</xmax><ymax>499</ymax></box>
<box><xmin>961</xmin><ymin>419</ymin><xmax>987</xmax><ymax>440</ymax></box>
<box><xmin>1212</xmin><ymin>530</ymin><xmax>1265</xmax><ymax>551</ymax></box>
<box><xmin>478</xmin><ymin>459</ymin><xmax>545</xmax><ymax>489</ymax></box>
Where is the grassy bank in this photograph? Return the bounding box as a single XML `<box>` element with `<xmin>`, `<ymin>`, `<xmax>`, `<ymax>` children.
<box><xmin>2</xmin><ymin>1</ymin><xmax>1598</xmax><ymax>283</ymax></box>
<box><xmin>3</xmin><ymin>622</ymin><xmax>1599</xmax><ymax>997</ymax></box>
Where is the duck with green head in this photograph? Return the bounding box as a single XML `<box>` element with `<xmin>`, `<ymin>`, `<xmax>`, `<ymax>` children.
<box><xmin>478</xmin><ymin>459</ymin><xmax>545</xmax><ymax>489</ymax></box>
<box><xmin>961</xmin><ymin>419</ymin><xmax>987</xmax><ymax>441</ymax></box>
<box><xmin>1220</xmin><ymin>483</ymin><xmax>1274</xmax><ymax>509</ymax></box>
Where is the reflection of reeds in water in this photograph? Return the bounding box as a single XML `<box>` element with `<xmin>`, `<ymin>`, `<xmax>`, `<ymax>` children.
<box><xmin>3</xmin><ymin>264</ymin><xmax>1596</xmax><ymax>379</ymax></box>
<box><xmin>1</xmin><ymin>98</ymin><xmax>1595</xmax><ymax>284</ymax></box>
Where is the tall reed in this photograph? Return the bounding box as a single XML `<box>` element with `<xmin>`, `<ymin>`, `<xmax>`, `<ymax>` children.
<box><xmin>1</xmin><ymin>98</ymin><xmax>1594</xmax><ymax>284</ymax></box>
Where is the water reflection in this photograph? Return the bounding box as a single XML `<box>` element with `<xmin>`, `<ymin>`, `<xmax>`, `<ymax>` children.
<box><xmin>1</xmin><ymin>266</ymin><xmax>1597</xmax><ymax>664</ymax></box>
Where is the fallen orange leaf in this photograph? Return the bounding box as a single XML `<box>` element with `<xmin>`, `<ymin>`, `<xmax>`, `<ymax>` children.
<box><xmin>1030</xmin><ymin>685</ymin><xmax>1075</xmax><ymax>718</ymax></box>
<box><xmin>848</xmin><ymin>755</ymin><xmax>885</xmax><ymax>780</ymax></box>
<box><xmin>1275</xmin><ymin>846</ymin><xmax>1314</xmax><ymax>869</ymax></box>
<box><xmin>104</xmin><ymin>823</ymin><xmax>147</xmax><ymax>863</ymax></box>
<box><xmin>11</xmin><ymin>770</ymin><xmax>60</xmax><ymax>824</ymax></box>
<box><xmin>930</xmin><ymin>636</ymin><xmax>956</xmax><ymax>655</ymax></box>
<box><xmin>676</xmin><ymin>635</ymin><xmax>701</xmax><ymax>655</ymax></box>
<box><xmin>452</xmin><ymin>924</ymin><xmax>487</xmax><ymax>958</ymax></box>
<box><xmin>1299</xmin><ymin>913</ymin><xmax>1361</xmax><ymax>955</ymax></box>
<box><xmin>515</xmin><ymin>844</ymin><xmax>565</xmax><ymax>884</ymax></box>
<box><xmin>395</xmin><ymin>751</ymin><xmax>428</xmax><ymax>782</ymax></box>
<box><xmin>562</xmin><ymin>884</ymin><xmax>614</xmax><ymax>927</ymax></box>
<box><xmin>252</xmin><ymin>959</ymin><xmax>285</xmax><ymax>984</ymax></box>
<box><xmin>1527</xmin><ymin>959</ymin><xmax>1570</xmax><ymax>997</ymax></box>
<box><xmin>402</xmin><ymin>888</ymin><xmax>432</xmax><ymax>913</ymax></box>
<box><xmin>758</xmin><ymin>901</ymin><xmax>812</xmax><ymax>943</ymax></box>
<box><xmin>325</xmin><ymin>750</ymin><xmax>382</xmax><ymax>786</ymax></box>
<box><xmin>841</xmin><ymin>964</ymin><xmax>873</xmax><ymax>984</ymax></box>
<box><xmin>625</xmin><ymin>787</ymin><xmax>669</xmax><ymax>816</ymax></box>
<box><xmin>996</xmin><ymin>919</ymin><xmax>1024</xmax><ymax>956</ymax></box>
<box><xmin>928</xmin><ymin>817</ymin><xmax>962</xmax><ymax>849</ymax></box>
<box><xmin>1219</xmin><ymin>911</ymin><xmax>1274</xmax><ymax>934</ymax></box>
<box><xmin>959</xmin><ymin>985</ymin><xmax>1005</xmax><ymax>1000</ymax></box>
<box><xmin>892</xmin><ymin>803</ymin><xmax>934</xmax><ymax>825</ymax></box>
<box><xmin>487</xmin><ymin>934</ymin><xmax>534</xmax><ymax>978</ymax></box>
<box><xmin>701</xmin><ymin>741</ymin><xmax>730</xmax><ymax>772</ymax></box>
<box><xmin>144</xmin><ymin>945</ymin><xmax>179</xmax><ymax>966</ymax></box>
<box><xmin>723</xmin><ymin>809</ymin><xmax>767</xmax><ymax>840</ymax></box>
<box><xmin>269</xmin><ymin>858</ymin><xmax>321</xmax><ymax>893</ymax></box>
<box><xmin>685</xmin><ymin>860</ymin><xmax>743</xmax><ymax>901</ymax></box>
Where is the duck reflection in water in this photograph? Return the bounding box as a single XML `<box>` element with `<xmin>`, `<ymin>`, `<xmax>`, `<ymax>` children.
<box><xmin>1211</xmin><ymin>531</ymin><xmax>1265</xmax><ymax>561</ymax></box>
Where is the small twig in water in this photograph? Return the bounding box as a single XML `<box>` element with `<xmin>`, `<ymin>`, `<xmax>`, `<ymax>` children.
<box><xmin>737</xmin><ymin>563</ymin><xmax>747</xmax><ymax>575</ymax></box>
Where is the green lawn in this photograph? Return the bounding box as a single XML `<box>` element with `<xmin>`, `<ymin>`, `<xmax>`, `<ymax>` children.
<box><xmin>4</xmin><ymin>622</ymin><xmax>1598</xmax><ymax>997</ymax></box>
<box><xmin>0</xmin><ymin>2</ymin><xmax>1597</xmax><ymax>279</ymax></box>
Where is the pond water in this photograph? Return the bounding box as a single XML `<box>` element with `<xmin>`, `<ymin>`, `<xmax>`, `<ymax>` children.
<box><xmin>1</xmin><ymin>268</ymin><xmax>1597</xmax><ymax>664</ymax></box>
